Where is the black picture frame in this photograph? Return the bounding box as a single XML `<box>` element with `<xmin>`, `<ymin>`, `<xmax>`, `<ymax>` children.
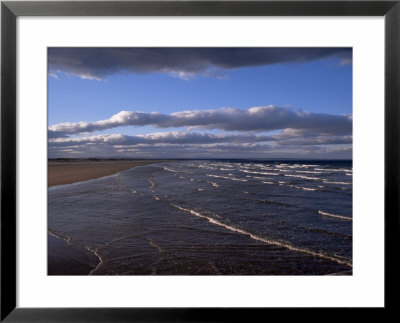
<box><xmin>1</xmin><ymin>0</ymin><xmax>399</xmax><ymax>321</ymax></box>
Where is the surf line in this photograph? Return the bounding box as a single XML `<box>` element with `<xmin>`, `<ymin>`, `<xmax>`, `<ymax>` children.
<box><xmin>149</xmin><ymin>239</ymin><xmax>164</xmax><ymax>253</ymax></box>
<box><xmin>49</xmin><ymin>230</ymin><xmax>103</xmax><ymax>275</ymax></box>
<box><xmin>318</xmin><ymin>210</ymin><xmax>352</xmax><ymax>221</ymax></box>
<box><xmin>172</xmin><ymin>204</ymin><xmax>352</xmax><ymax>268</ymax></box>
<box><xmin>48</xmin><ymin>230</ymin><xmax>71</xmax><ymax>245</ymax></box>
<box><xmin>149</xmin><ymin>177</ymin><xmax>156</xmax><ymax>189</ymax></box>
<box><xmin>86</xmin><ymin>247</ymin><xmax>104</xmax><ymax>275</ymax></box>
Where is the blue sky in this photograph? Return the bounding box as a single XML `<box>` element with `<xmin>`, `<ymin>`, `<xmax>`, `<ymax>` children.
<box><xmin>48</xmin><ymin>48</ymin><xmax>352</xmax><ymax>159</ymax></box>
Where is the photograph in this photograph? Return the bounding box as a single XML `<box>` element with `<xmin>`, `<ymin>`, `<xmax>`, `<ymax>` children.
<box><xmin>2</xmin><ymin>0</ymin><xmax>398</xmax><ymax>319</ymax></box>
<box><xmin>47</xmin><ymin>47</ymin><xmax>353</xmax><ymax>276</ymax></box>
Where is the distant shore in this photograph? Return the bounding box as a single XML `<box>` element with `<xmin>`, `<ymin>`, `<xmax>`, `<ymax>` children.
<box><xmin>48</xmin><ymin>159</ymin><xmax>168</xmax><ymax>187</ymax></box>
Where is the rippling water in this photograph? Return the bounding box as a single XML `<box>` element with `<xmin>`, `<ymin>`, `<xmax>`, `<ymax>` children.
<box><xmin>48</xmin><ymin>160</ymin><xmax>352</xmax><ymax>275</ymax></box>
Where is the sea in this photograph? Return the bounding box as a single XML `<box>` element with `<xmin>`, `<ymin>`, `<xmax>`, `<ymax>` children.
<box><xmin>48</xmin><ymin>160</ymin><xmax>352</xmax><ymax>275</ymax></box>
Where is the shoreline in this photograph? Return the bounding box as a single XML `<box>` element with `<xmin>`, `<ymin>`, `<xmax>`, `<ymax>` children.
<box><xmin>48</xmin><ymin>159</ymin><xmax>168</xmax><ymax>187</ymax></box>
<box><xmin>48</xmin><ymin>159</ymin><xmax>169</xmax><ymax>275</ymax></box>
<box><xmin>48</xmin><ymin>232</ymin><xmax>99</xmax><ymax>275</ymax></box>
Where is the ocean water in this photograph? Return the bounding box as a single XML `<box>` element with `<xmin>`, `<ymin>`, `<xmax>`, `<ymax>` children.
<box><xmin>48</xmin><ymin>160</ymin><xmax>352</xmax><ymax>275</ymax></box>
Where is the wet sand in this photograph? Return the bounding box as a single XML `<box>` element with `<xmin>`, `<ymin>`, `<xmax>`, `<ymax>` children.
<box><xmin>48</xmin><ymin>233</ymin><xmax>99</xmax><ymax>275</ymax></box>
<box><xmin>48</xmin><ymin>159</ymin><xmax>168</xmax><ymax>275</ymax></box>
<box><xmin>48</xmin><ymin>160</ymin><xmax>166</xmax><ymax>187</ymax></box>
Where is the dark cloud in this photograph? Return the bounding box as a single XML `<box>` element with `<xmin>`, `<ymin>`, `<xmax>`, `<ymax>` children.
<box><xmin>48</xmin><ymin>106</ymin><xmax>352</xmax><ymax>138</ymax></box>
<box><xmin>48</xmin><ymin>47</ymin><xmax>352</xmax><ymax>79</ymax></box>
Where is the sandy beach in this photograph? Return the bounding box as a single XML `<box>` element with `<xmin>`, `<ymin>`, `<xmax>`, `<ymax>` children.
<box><xmin>48</xmin><ymin>159</ymin><xmax>166</xmax><ymax>187</ymax></box>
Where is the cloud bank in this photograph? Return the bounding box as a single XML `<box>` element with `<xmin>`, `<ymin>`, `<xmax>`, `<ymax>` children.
<box><xmin>48</xmin><ymin>132</ymin><xmax>352</xmax><ymax>159</ymax></box>
<box><xmin>48</xmin><ymin>106</ymin><xmax>352</xmax><ymax>139</ymax></box>
<box><xmin>48</xmin><ymin>47</ymin><xmax>352</xmax><ymax>80</ymax></box>
<box><xmin>49</xmin><ymin>132</ymin><xmax>277</xmax><ymax>147</ymax></box>
<box><xmin>48</xmin><ymin>130</ymin><xmax>352</xmax><ymax>159</ymax></box>
<box><xmin>49</xmin><ymin>130</ymin><xmax>352</xmax><ymax>147</ymax></box>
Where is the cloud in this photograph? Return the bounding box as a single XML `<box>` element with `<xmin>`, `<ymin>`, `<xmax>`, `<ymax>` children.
<box><xmin>272</xmin><ymin>133</ymin><xmax>352</xmax><ymax>146</ymax></box>
<box><xmin>48</xmin><ymin>47</ymin><xmax>352</xmax><ymax>80</ymax></box>
<box><xmin>47</xmin><ymin>131</ymin><xmax>275</xmax><ymax>158</ymax></box>
<box><xmin>48</xmin><ymin>130</ymin><xmax>352</xmax><ymax>159</ymax></box>
<box><xmin>48</xmin><ymin>140</ymin><xmax>352</xmax><ymax>159</ymax></box>
<box><xmin>48</xmin><ymin>106</ymin><xmax>352</xmax><ymax>138</ymax></box>
<box><xmin>48</xmin><ymin>132</ymin><xmax>276</xmax><ymax>148</ymax></box>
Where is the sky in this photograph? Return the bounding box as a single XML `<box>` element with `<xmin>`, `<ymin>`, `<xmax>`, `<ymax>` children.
<box><xmin>48</xmin><ymin>48</ymin><xmax>352</xmax><ymax>159</ymax></box>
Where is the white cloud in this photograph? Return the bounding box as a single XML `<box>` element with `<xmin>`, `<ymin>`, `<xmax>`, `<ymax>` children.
<box><xmin>48</xmin><ymin>106</ymin><xmax>352</xmax><ymax>138</ymax></box>
<box><xmin>48</xmin><ymin>130</ymin><xmax>352</xmax><ymax>159</ymax></box>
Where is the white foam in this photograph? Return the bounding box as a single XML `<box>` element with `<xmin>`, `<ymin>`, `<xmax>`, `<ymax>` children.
<box><xmin>318</xmin><ymin>210</ymin><xmax>352</xmax><ymax>221</ymax></box>
<box><xmin>288</xmin><ymin>185</ymin><xmax>317</xmax><ymax>191</ymax></box>
<box><xmin>257</xmin><ymin>166</ymin><xmax>275</xmax><ymax>170</ymax></box>
<box><xmin>295</xmin><ymin>170</ymin><xmax>323</xmax><ymax>174</ymax></box>
<box><xmin>315</xmin><ymin>168</ymin><xmax>350</xmax><ymax>172</ymax></box>
<box><xmin>218</xmin><ymin>163</ymin><xmax>234</xmax><ymax>168</ymax></box>
<box><xmin>88</xmin><ymin>247</ymin><xmax>104</xmax><ymax>275</ymax></box>
<box><xmin>229</xmin><ymin>177</ymin><xmax>248</xmax><ymax>182</ymax></box>
<box><xmin>172</xmin><ymin>204</ymin><xmax>352</xmax><ymax>267</ymax></box>
<box><xmin>322</xmin><ymin>180</ymin><xmax>352</xmax><ymax>185</ymax></box>
<box><xmin>206</xmin><ymin>174</ymin><xmax>247</xmax><ymax>182</ymax></box>
<box><xmin>241</xmin><ymin>170</ymin><xmax>279</xmax><ymax>176</ymax></box>
<box><xmin>149</xmin><ymin>178</ymin><xmax>155</xmax><ymax>188</ymax></box>
<box><xmin>149</xmin><ymin>239</ymin><xmax>163</xmax><ymax>254</ymax></box>
<box><xmin>48</xmin><ymin>230</ymin><xmax>71</xmax><ymax>245</ymax></box>
<box><xmin>198</xmin><ymin>165</ymin><xmax>217</xmax><ymax>170</ymax></box>
<box><xmin>285</xmin><ymin>174</ymin><xmax>322</xmax><ymax>181</ymax></box>
<box><xmin>163</xmin><ymin>167</ymin><xmax>178</xmax><ymax>173</ymax></box>
<box><xmin>209</xmin><ymin>181</ymin><xmax>219</xmax><ymax>188</ymax></box>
